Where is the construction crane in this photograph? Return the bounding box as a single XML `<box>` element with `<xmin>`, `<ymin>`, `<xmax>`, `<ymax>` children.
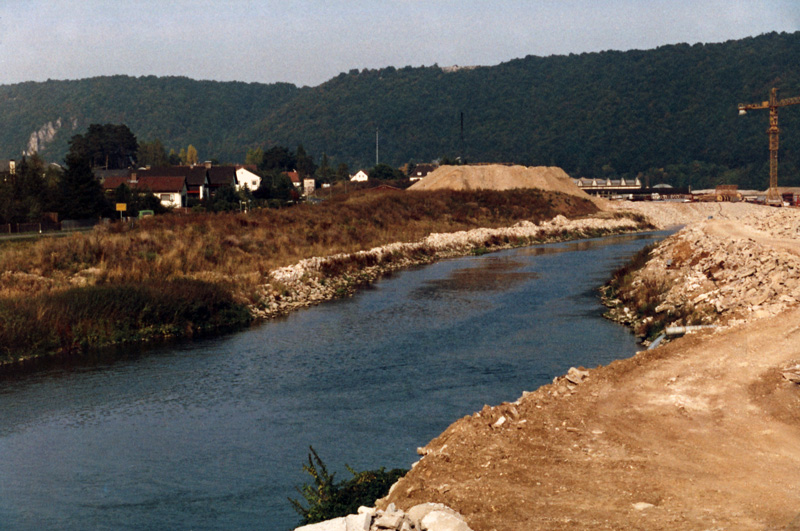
<box><xmin>738</xmin><ymin>87</ymin><xmax>800</xmax><ymax>204</ymax></box>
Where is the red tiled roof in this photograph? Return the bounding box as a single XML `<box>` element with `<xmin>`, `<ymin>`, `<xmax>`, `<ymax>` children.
<box><xmin>207</xmin><ymin>166</ymin><xmax>237</xmax><ymax>186</ymax></box>
<box><xmin>136</xmin><ymin>176</ymin><xmax>186</xmax><ymax>193</ymax></box>
<box><xmin>101</xmin><ymin>176</ymin><xmax>131</xmax><ymax>190</ymax></box>
<box><xmin>101</xmin><ymin>175</ymin><xmax>185</xmax><ymax>193</ymax></box>
<box><xmin>138</xmin><ymin>166</ymin><xmax>207</xmax><ymax>186</ymax></box>
<box><xmin>284</xmin><ymin>171</ymin><xmax>301</xmax><ymax>183</ymax></box>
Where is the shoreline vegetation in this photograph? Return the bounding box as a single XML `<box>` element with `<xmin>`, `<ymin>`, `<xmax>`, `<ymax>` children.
<box><xmin>0</xmin><ymin>188</ymin><xmax>651</xmax><ymax>373</ymax></box>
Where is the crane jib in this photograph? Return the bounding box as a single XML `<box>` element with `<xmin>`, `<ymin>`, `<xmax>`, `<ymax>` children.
<box><xmin>737</xmin><ymin>87</ymin><xmax>800</xmax><ymax>204</ymax></box>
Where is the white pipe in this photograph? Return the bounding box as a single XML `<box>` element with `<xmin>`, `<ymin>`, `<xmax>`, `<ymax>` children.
<box><xmin>665</xmin><ymin>325</ymin><xmax>716</xmax><ymax>336</ymax></box>
<box><xmin>648</xmin><ymin>333</ymin><xmax>666</xmax><ymax>350</ymax></box>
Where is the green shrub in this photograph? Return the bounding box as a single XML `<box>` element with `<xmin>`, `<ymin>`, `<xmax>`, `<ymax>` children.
<box><xmin>289</xmin><ymin>447</ymin><xmax>407</xmax><ymax>525</ymax></box>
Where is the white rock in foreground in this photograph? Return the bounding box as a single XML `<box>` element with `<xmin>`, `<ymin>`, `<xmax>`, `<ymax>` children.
<box><xmin>293</xmin><ymin>502</ymin><xmax>473</xmax><ymax>531</ymax></box>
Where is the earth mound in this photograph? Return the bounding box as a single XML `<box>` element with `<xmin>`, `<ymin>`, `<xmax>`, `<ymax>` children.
<box><xmin>409</xmin><ymin>164</ymin><xmax>605</xmax><ymax>206</ymax></box>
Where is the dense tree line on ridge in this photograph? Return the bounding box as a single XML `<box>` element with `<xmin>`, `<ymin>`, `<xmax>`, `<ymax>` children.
<box><xmin>1</xmin><ymin>31</ymin><xmax>800</xmax><ymax>190</ymax></box>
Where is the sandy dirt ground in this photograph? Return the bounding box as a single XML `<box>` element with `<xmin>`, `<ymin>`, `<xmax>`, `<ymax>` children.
<box><xmin>409</xmin><ymin>164</ymin><xmax>610</xmax><ymax>209</ymax></box>
<box><xmin>379</xmin><ymin>203</ymin><xmax>800</xmax><ymax>530</ymax></box>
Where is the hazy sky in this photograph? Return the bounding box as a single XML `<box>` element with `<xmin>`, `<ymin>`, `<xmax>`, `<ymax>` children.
<box><xmin>1</xmin><ymin>0</ymin><xmax>798</xmax><ymax>87</ymax></box>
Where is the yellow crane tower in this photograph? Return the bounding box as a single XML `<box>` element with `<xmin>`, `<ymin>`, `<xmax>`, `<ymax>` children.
<box><xmin>738</xmin><ymin>87</ymin><xmax>800</xmax><ymax>204</ymax></box>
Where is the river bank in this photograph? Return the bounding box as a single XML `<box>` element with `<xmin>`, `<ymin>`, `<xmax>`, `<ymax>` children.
<box><xmin>252</xmin><ymin>212</ymin><xmax>649</xmax><ymax>320</ymax></box>
<box><xmin>0</xmin><ymin>220</ymin><xmax>664</xmax><ymax>531</ymax></box>
<box><xmin>373</xmin><ymin>202</ymin><xmax>800</xmax><ymax>530</ymax></box>
<box><xmin>0</xmin><ymin>208</ymin><xmax>650</xmax><ymax>373</ymax></box>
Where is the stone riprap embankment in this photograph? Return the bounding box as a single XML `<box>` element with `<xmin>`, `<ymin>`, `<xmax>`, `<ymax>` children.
<box><xmin>606</xmin><ymin>204</ymin><xmax>800</xmax><ymax>336</ymax></box>
<box><xmin>296</xmin><ymin>502</ymin><xmax>472</xmax><ymax>531</ymax></box>
<box><xmin>252</xmin><ymin>214</ymin><xmax>647</xmax><ymax>319</ymax></box>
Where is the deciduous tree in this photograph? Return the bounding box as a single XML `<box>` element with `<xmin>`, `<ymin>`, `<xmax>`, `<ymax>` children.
<box><xmin>245</xmin><ymin>147</ymin><xmax>264</xmax><ymax>166</ymax></box>
<box><xmin>186</xmin><ymin>145</ymin><xmax>199</xmax><ymax>165</ymax></box>
<box><xmin>368</xmin><ymin>163</ymin><xmax>404</xmax><ymax>180</ymax></box>
<box><xmin>295</xmin><ymin>144</ymin><xmax>316</xmax><ymax>179</ymax></box>
<box><xmin>335</xmin><ymin>163</ymin><xmax>350</xmax><ymax>182</ymax></box>
<box><xmin>67</xmin><ymin>124</ymin><xmax>138</xmax><ymax>170</ymax></box>
<box><xmin>137</xmin><ymin>139</ymin><xmax>169</xmax><ymax>167</ymax></box>
<box><xmin>260</xmin><ymin>146</ymin><xmax>296</xmax><ymax>172</ymax></box>
<box><xmin>315</xmin><ymin>153</ymin><xmax>334</xmax><ymax>183</ymax></box>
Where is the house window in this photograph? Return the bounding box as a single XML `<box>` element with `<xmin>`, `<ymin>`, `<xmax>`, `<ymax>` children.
<box><xmin>160</xmin><ymin>194</ymin><xmax>171</xmax><ymax>201</ymax></box>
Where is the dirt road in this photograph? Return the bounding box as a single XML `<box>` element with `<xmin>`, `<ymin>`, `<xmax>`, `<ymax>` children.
<box><xmin>379</xmin><ymin>207</ymin><xmax>800</xmax><ymax>530</ymax></box>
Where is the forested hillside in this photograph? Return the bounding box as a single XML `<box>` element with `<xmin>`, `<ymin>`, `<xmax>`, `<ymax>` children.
<box><xmin>3</xmin><ymin>31</ymin><xmax>800</xmax><ymax>188</ymax></box>
<box><xmin>0</xmin><ymin>76</ymin><xmax>299</xmax><ymax>167</ymax></box>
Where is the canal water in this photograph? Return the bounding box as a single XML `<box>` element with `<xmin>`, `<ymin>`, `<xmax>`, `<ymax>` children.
<box><xmin>0</xmin><ymin>231</ymin><xmax>666</xmax><ymax>530</ymax></box>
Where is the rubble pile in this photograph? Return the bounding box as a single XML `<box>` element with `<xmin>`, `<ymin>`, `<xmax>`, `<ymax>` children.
<box><xmin>610</xmin><ymin>207</ymin><xmax>800</xmax><ymax>335</ymax></box>
<box><xmin>295</xmin><ymin>502</ymin><xmax>472</xmax><ymax>531</ymax></box>
<box><xmin>614</xmin><ymin>201</ymin><xmax>763</xmax><ymax>228</ymax></box>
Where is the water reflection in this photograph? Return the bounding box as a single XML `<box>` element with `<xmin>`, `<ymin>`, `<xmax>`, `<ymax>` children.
<box><xmin>413</xmin><ymin>256</ymin><xmax>538</xmax><ymax>297</ymax></box>
<box><xmin>517</xmin><ymin>231</ymin><xmax>659</xmax><ymax>257</ymax></box>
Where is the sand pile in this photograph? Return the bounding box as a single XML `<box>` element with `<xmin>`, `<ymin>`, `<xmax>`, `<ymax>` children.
<box><xmin>409</xmin><ymin>164</ymin><xmax>604</xmax><ymax>205</ymax></box>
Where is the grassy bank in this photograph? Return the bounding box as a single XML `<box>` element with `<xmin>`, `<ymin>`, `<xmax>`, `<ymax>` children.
<box><xmin>0</xmin><ymin>188</ymin><xmax>625</xmax><ymax>368</ymax></box>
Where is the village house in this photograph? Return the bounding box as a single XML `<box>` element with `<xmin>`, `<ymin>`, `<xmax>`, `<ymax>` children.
<box><xmin>284</xmin><ymin>170</ymin><xmax>302</xmax><ymax>188</ymax></box>
<box><xmin>303</xmin><ymin>178</ymin><xmax>315</xmax><ymax>196</ymax></box>
<box><xmin>131</xmin><ymin>162</ymin><xmax>241</xmax><ymax>201</ymax></box>
<box><xmin>350</xmin><ymin>170</ymin><xmax>369</xmax><ymax>182</ymax></box>
<box><xmin>409</xmin><ymin>163</ymin><xmax>437</xmax><ymax>181</ymax></box>
<box><xmin>101</xmin><ymin>173</ymin><xmax>187</xmax><ymax>208</ymax></box>
<box><xmin>206</xmin><ymin>164</ymin><xmax>238</xmax><ymax>196</ymax></box>
<box><xmin>130</xmin><ymin>166</ymin><xmax>209</xmax><ymax>201</ymax></box>
<box><xmin>0</xmin><ymin>159</ymin><xmax>15</xmax><ymax>182</ymax></box>
<box><xmin>235</xmin><ymin>165</ymin><xmax>261</xmax><ymax>191</ymax></box>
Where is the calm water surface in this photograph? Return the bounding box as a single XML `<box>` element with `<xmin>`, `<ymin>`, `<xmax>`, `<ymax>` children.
<box><xmin>0</xmin><ymin>232</ymin><xmax>667</xmax><ymax>530</ymax></box>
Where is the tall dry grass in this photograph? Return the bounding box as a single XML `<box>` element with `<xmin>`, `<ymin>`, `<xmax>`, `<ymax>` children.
<box><xmin>0</xmin><ymin>188</ymin><xmax>608</xmax><ymax>362</ymax></box>
<box><xmin>0</xmin><ymin>188</ymin><xmax>598</xmax><ymax>300</ymax></box>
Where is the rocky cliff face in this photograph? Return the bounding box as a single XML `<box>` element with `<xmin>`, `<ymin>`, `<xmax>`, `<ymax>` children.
<box><xmin>25</xmin><ymin>117</ymin><xmax>79</xmax><ymax>156</ymax></box>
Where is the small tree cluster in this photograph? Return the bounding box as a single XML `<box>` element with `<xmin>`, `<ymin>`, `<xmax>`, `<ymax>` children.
<box><xmin>246</xmin><ymin>143</ymin><xmax>352</xmax><ymax>187</ymax></box>
<box><xmin>0</xmin><ymin>154</ymin><xmax>62</xmax><ymax>223</ymax></box>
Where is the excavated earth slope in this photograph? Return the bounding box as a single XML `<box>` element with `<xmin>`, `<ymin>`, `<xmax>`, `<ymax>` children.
<box><xmin>378</xmin><ymin>203</ymin><xmax>800</xmax><ymax>530</ymax></box>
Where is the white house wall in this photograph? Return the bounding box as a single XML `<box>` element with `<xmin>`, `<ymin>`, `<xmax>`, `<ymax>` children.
<box><xmin>158</xmin><ymin>192</ymin><xmax>183</xmax><ymax>209</ymax></box>
<box><xmin>236</xmin><ymin>168</ymin><xmax>261</xmax><ymax>191</ymax></box>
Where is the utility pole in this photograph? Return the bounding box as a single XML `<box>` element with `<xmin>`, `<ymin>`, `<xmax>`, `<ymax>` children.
<box><xmin>460</xmin><ymin>111</ymin><xmax>464</xmax><ymax>162</ymax></box>
<box><xmin>375</xmin><ymin>127</ymin><xmax>379</xmax><ymax>166</ymax></box>
<box><xmin>739</xmin><ymin>87</ymin><xmax>800</xmax><ymax>204</ymax></box>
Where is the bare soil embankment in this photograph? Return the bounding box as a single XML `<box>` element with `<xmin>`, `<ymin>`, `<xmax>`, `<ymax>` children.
<box><xmin>410</xmin><ymin>164</ymin><xmax>609</xmax><ymax>209</ymax></box>
<box><xmin>379</xmin><ymin>203</ymin><xmax>800</xmax><ymax>530</ymax></box>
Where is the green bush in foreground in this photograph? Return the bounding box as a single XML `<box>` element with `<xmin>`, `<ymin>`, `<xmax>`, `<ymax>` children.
<box><xmin>289</xmin><ymin>446</ymin><xmax>407</xmax><ymax>525</ymax></box>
